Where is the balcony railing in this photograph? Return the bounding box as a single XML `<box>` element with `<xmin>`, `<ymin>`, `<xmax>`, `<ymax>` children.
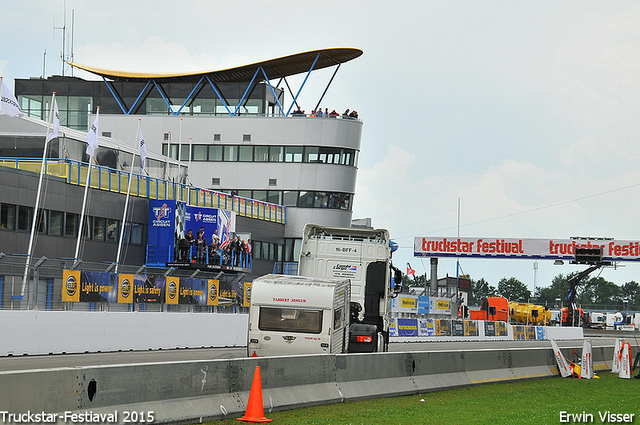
<box><xmin>0</xmin><ymin>157</ymin><xmax>286</xmax><ymax>224</ymax></box>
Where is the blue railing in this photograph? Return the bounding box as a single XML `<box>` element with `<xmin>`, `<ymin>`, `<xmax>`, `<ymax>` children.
<box><xmin>0</xmin><ymin>157</ymin><xmax>286</xmax><ymax>224</ymax></box>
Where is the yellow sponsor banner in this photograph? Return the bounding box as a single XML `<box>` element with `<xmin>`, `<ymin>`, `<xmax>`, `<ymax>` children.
<box><xmin>118</xmin><ymin>274</ymin><xmax>134</xmax><ymax>303</ymax></box>
<box><xmin>207</xmin><ymin>279</ymin><xmax>219</xmax><ymax>306</ymax></box>
<box><xmin>400</xmin><ymin>297</ymin><xmax>417</xmax><ymax>308</ymax></box>
<box><xmin>62</xmin><ymin>270</ymin><xmax>81</xmax><ymax>302</ymax></box>
<box><xmin>165</xmin><ymin>276</ymin><xmax>180</xmax><ymax>305</ymax></box>
<box><xmin>243</xmin><ymin>282</ymin><xmax>252</xmax><ymax>307</ymax></box>
<box><xmin>464</xmin><ymin>320</ymin><xmax>478</xmax><ymax>336</ymax></box>
<box><xmin>496</xmin><ymin>321</ymin><xmax>508</xmax><ymax>336</ymax></box>
<box><xmin>436</xmin><ymin>300</ymin><xmax>450</xmax><ymax>310</ymax></box>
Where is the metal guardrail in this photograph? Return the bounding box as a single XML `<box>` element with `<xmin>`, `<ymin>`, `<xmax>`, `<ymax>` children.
<box><xmin>0</xmin><ymin>157</ymin><xmax>286</xmax><ymax>224</ymax></box>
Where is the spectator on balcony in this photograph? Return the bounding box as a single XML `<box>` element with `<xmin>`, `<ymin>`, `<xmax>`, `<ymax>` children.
<box><xmin>196</xmin><ymin>227</ymin><xmax>206</xmax><ymax>262</ymax></box>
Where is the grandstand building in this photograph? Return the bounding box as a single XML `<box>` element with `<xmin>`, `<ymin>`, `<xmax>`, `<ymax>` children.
<box><xmin>0</xmin><ymin>48</ymin><xmax>364</xmax><ymax>309</ymax></box>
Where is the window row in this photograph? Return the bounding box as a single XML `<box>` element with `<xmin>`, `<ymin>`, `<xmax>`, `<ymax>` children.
<box><xmin>250</xmin><ymin>238</ymin><xmax>302</xmax><ymax>263</ymax></box>
<box><xmin>162</xmin><ymin>144</ymin><xmax>358</xmax><ymax>166</ymax></box>
<box><xmin>252</xmin><ymin>240</ymin><xmax>283</xmax><ymax>262</ymax></box>
<box><xmin>0</xmin><ymin>203</ymin><xmax>144</xmax><ymax>245</ymax></box>
<box><xmin>229</xmin><ymin>190</ymin><xmax>352</xmax><ymax>211</ymax></box>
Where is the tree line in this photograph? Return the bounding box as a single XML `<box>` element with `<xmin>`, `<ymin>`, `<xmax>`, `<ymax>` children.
<box><xmin>402</xmin><ymin>273</ymin><xmax>639</xmax><ymax>311</ymax></box>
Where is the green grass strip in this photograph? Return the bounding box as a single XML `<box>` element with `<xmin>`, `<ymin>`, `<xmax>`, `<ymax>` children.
<box><xmin>212</xmin><ymin>372</ymin><xmax>639</xmax><ymax>425</ymax></box>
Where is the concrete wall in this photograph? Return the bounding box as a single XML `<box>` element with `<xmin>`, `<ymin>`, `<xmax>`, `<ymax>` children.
<box><xmin>0</xmin><ymin>345</ymin><xmax>613</xmax><ymax>424</ymax></box>
<box><xmin>0</xmin><ymin>311</ymin><xmax>248</xmax><ymax>356</ymax></box>
<box><xmin>1</xmin><ymin>310</ymin><xmax>586</xmax><ymax>356</ymax></box>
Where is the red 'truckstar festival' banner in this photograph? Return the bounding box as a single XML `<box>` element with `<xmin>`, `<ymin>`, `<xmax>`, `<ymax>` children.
<box><xmin>414</xmin><ymin>237</ymin><xmax>640</xmax><ymax>262</ymax></box>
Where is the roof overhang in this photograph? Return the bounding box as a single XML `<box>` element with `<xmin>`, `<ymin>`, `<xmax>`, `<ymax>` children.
<box><xmin>69</xmin><ymin>48</ymin><xmax>363</xmax><ymax>84</ymax></box>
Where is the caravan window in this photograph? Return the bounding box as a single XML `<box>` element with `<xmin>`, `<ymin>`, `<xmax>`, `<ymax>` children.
<box><xmin>259</xmin><ymin>307</ymin><xmax>323</xmax><ymax>334</ymax></box>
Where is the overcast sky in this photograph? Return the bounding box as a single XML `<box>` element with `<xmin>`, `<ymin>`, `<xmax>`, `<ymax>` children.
<box><xmin>3</xmin><ymin>1</ymin><xmax>640</xmax><ymax>296</ymax></box>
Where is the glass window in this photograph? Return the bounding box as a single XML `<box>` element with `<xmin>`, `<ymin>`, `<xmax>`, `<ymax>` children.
<box><xmin>93</xmin><ymin>217</ymin><xmax>106</xmax><ymax>241</ymax></box>
<box><xmin>293</xmin><ymin>239</ymin><xmax>302</xmax><ymax>262</ymax></box>
<box><xmin>267</xmin><ymin>191</ymin><xmax>282</xmax><ymax>205</ymax></box>
<box><xmin>259</xmin><ymin>307</ymin><xmax>323</xmax><ymax>334</ymax></box>
<box><xmin>237</xmin><ymin>190</ymin><xmax>252</xmax><ymax>199</ymax></box>
<box><xmin>162</xmin><ymin>143</ymin><xmax>179</xmax><ymax>160</ymax></box>
<box><xmin>238</xmin><ymin>145</ymin><xmax>253</xmax><ymax>161</ymax></box>
<box><xmin>276</xmin><ymin>244</ymin><xmax>283</xmax><ymax>262</ymax></box>
<box><xmin>284</xmin><ymin>238</ymin><xmax>294</xmax><ymax>262</ymax></box>
<box><xmin>65</xmin><ymin>213</ymin><xmax>78</xmax><ymax>237</ymax></box>
<box><xmin>285</xmin><ymin>146</ymin><xmax>303</xmax><ymax>162</ymax></box>
<box><xmin>254</xmin><ymin>146</ymin><xmax>269</xmax><ymax>162</ymax></box>
<box><xmin>81</xmin><ymin>216</ymin><xmax>91</xmax><ymax>240</ymax></box>
<box><xmin>17</xmin><ymin>206</ymin><xmax>33</xmax><ymax>231</ymax></box>
<box><xmin>344</xmin><ymin>149</ymin><xmax>354</xmax><ymax>166</ymax></box>
<box><xmin>35</xmin><ymin>209</ymin><xmax>47</xmax><ymax>234</ymax></box>
<box><xmin>297</xmin><ymin>191</ymin><xmax>315</xmax><ymax>208</ymax></box>
<box><xmin>209</xmin><ymin>145</ymin><xmax>223</xmax><ymax>161</ymax></box>
<box><xmin>224</xmin><ymin>146</ymin><xmax>238</xmax><ymax>162</ymax></box>
<box><xmin>252</xmin><ymin>190</ymin><xmax>268</xmax><ymax>202</ymax></box>
<box><xmin>304</xmin><ymin>147</ymin><xmax>320</xmax><ymax>163</ymax></box>
<box><xmin>269</xmin><ymin>243</ymin><xmax>276</xmax><ymax>261</ymax></box>
<box><xmin>283</xmin><ymin>191</ymin><xmax>298</xmax><ymax>207</ymax></box>
<box><xmin>1</xmin><ymin>204</ymin><xmax>16</xmax><ymax>230</ymax></box>
<box><xmin>123</xmin><ymin>223</ymin><xmax>143</xmax><ymax>245</ymax></box>
<box><xmin>253</xmin><ymin>241</ymin><xmax>262</xmax><ymax>260</ymax></box>
<box><xmin>50</xmin><ymin>211</ymin><xmax>63</xmax><ymax>236</ymax></box>
<box><xmin>180</xmin><ymin>144</ymin><xmax>191</xmax><ymax>162</ymax></box>
<box><xmin>329</xmin><ymin>193</ymin><xmax>352</xmax><ymax>210</ymax></box>
<box><xmin>262</xmin><ymin>242</ymin><xmax>269</xmax><ymax>261</ymax></box>
<box><xmin>269</xmin><ymin>146</ymin><xmax>283</xmax><ymax>162</ymax></box>
<box><xmin>314</xmin><ymin>192</ymin><xmax>329</xmax><ymax>208</ymax></box>
<box><xmin>107</xmin><ymin>219</ymin><xmax>118</xmax><ymax>242</ymax></box>
<box><xmin>192</xmin><ymin>145</ymin><xmax>207</xmax><ymax>161</ymax></box>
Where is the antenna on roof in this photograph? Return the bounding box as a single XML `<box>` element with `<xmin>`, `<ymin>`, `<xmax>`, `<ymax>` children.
<box><xmin>53</xmin><ymin>1</ymin><xmax>75</xmax><ymax>77</ymax></box>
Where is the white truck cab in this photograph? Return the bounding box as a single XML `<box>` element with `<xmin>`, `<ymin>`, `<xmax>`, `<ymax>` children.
<box><xmin>247</xmin><ymin>274</ymin><xmax>351</xmax><ymax>357</ymax></box>
<box><xmin>298</xmin><ymin>224</ymin><xmax>402</xmax><ymax>353</ymax></box>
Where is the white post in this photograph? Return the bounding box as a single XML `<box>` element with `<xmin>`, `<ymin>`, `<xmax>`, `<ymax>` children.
<box><xmin>188</xmin><ymin>137</ymin><xmax>192</xmax><ymax>183</ymax></box>
<box><xmin>115</xmin><ymin>119</ymin><xmax>141</xmax><ymax>273</ymax></box>
<box><xmin>21</xmin><ymin>92</ymin><xmax>57</xmax><ymax>296</ymax></box>
<box><xmin>178</xmin><ymin>118</ymin><xmax>182</xmax><ymax>183</ymax></box>
<box><xmin>75</xmin><ymin>106</ymin><xmax>99</xmax><ymax>261</ymax></box>
<box><xmin>166</xmin><ymin>131</ymin><xmax>171</xmax><ymax>180</ymax></box>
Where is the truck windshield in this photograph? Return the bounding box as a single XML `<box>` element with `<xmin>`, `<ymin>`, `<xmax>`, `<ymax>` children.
<box><xmin>258</xmin><ymin>307</ymin><xmax>323</xmax><ymax>334</ymax></box>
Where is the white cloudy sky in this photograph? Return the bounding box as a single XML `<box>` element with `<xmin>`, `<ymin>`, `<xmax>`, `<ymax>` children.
<box><xmin>3</xmin><ymin>1</ymin><xmax>640</xmax><ymax>293</ymax></box>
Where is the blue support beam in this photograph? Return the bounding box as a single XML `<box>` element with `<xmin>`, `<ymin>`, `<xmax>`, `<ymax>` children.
<box><xmin>285</xmin><ymin>53</ymin><xmax>321</xmax><ymax>116</ymax></box>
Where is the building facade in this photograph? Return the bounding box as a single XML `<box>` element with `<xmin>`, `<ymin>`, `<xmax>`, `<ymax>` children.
<box><xmin>13</xmin><ymin>48</ymin><xmax>364</xmax><ymax>263</ymax></box>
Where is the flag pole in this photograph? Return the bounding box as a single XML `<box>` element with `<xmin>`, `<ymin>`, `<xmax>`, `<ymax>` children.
<box><xmin>75</xmin><ymin>106</ymin><xmax>100</xmax><ymax>261</ymax></box>
<box><xmin>188</xmin><ymin>137</ymin><xmax>192</xmax><ymax>184</ymax></box>
<box><xmin>165</xmin><ymin>131</ymin><xmax>171</xmax><ymax>180</ymax></box>
<box><xmin>21</xmin><ymin>92</ymin><xmax>57</xmax><ymax>298</ymax></box>
<box><xmin>178</xmin><ymin>118</ymin><xmax>182</xmax><ymax>183</ymax></box>
<box><xmin>115</xmin><ymin>119</ymin><xmax>141</xmax><ymax>273</ymax></box>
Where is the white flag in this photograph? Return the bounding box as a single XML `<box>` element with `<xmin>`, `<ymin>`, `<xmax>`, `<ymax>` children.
<box><xmin>139</xmin><ymin>129</ymin><xmax>147</xmax><ymax>173</ymax></box>
<box><xmin>86</xmin><ymin>110</ymin><xmax>99</xmax><ymax>156</ymax></box>
<box><xmin>580</xmin><ymin>339</ymin><xmax>593</xmax><ymax>379</ymax></box>
<box><xmin>0</xmin><ymin>81</ymin><xmax>24</xmax><ymax>118</ymax></box>
<box><xmin>551</xmin><ymin>340</ymin><xmax>572</xmax><ymax>378</ymax></box>
<box><xmin>46</xmin><ymin>99</ymin><xmax>60</xmax><ymax>142</ymax></box>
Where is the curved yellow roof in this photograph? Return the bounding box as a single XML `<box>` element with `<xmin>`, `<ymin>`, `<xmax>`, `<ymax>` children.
<box><xmin>69</xmin><ymin>48</ymin><xmax>363</xmax><ymax>83</ymax></box>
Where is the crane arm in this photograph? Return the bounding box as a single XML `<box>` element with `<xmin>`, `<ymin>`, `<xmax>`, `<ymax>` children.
<box><xmin>566</xmin><ymin>264</ymin><xmax>602</xmax><ymax>305</ymax></box>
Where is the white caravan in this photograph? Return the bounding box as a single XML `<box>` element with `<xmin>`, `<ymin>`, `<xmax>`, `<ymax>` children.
<box><xmin>247</xmin><ymin>274</ymin><xmax>351</xmax><ymax>357</ymax></box>
<box><xmin>298</xmin><ymin>224</ymin><xmax>402</xmax><ymax>353</ymax></box>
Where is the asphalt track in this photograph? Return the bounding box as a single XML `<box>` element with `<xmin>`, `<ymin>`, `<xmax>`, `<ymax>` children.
<box><xmin>0</xmin><ymin>329</ymin><xmax>628</xmax><ymax>373</ymax></box>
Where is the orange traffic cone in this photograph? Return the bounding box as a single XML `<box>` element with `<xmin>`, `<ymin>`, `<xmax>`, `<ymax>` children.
<box><xmin>237</xmin><ymin>366</ymin><xmax>271</xmax><ymax>423</ymax></box>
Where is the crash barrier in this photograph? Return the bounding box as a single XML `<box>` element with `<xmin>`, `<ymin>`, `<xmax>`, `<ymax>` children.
<box><xmin>0</xmin><ymin>310</ymin><xmax>248</xmax><ymax>356</ymax></box>
<box><xmin>0</xmin><ymin>311</ymin><xmax>584</xmax><ymax>357</ymax></box>
<box><xmin>0</xmin><ymin>344</ymin><xmax>613</xmax><ymax>424</ymax></box>
<box><xmin>390</xmin><ymin>318</ymin><xmax>584</xmax><ymax>341</ymax></box>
